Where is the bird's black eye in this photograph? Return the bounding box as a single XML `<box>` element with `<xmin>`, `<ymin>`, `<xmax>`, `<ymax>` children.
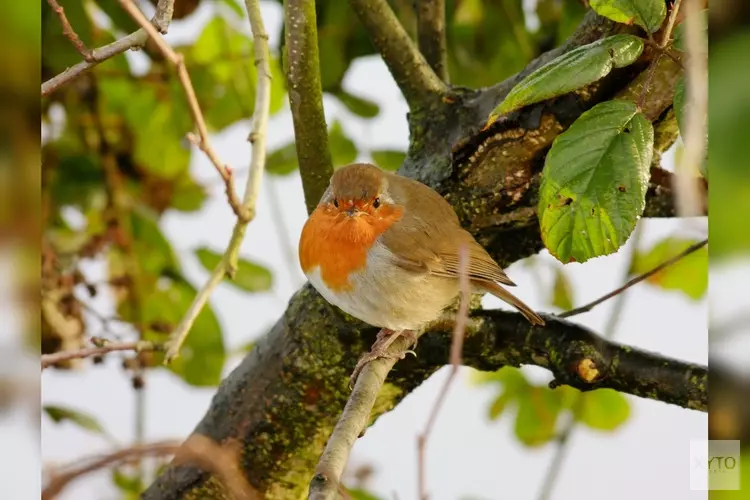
<box><xmin>333</xmin><ymin>199</ymin><xmax>339</xmax><ymax>208</ymax></box>
<box><xmin>372</xmin><ymin>197</ymin><xmax>381</xmax><ymax>209</ymax></box>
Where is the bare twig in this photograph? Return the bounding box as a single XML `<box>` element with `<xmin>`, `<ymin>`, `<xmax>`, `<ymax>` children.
<box><xmin>416</xmin><ymin>245</ymin><xmax>469</xmax><ymax>500</ymax></box>
<box><xmin>675</xmin><ymin>0</ymin><xmax>707</xmax><ymax>217</ymax></box>
<box><xmin>117</xmin><ymin>0</ymin><xmax>248</xmax><ymax>222</ymax></box>
<box><xmin>46</xmin><ymin>0</ymin><xmax>93</xmax><ymax>60</ymax></box>
<box><xmin>163</xmin><ymin>0</ymin><xmax>273</xmax><ymax>362</ymax></box>
<box><xmin>41</xmin><ymin>337</ymin><xmax>161</xmax><ymax>369</ymax></box>
<box><xmin>661</xmin><ymin>0</ymin><xmax>684</xmax><ymax>49</ymax></box>
<box><xmin>416</xmin><ymin>0</ymin><xmax>449</xmax><ymax>82</ymax></box>
<box><xmin>284</xmin><ymin>0</ymin><xmax>334</xmax><ymax>214</ymax></box>
<box><xmin>41</xmin><ymin>0</ymin><xmax>175</xmax><ymax>96</ymax></box>
<box><xmin>42</xmin><ymin>440</ymin><xmax>180</xmax><ymax>499</ymax></box>
<box><xmin>559</xmin><ymin>238</ymin><xmax>707</xmax><ymax>319</ymax></box>
<box><xmin>348</xmin><ymin>0</ymin><xmax>447</xmax><ymax>107</ymax></box>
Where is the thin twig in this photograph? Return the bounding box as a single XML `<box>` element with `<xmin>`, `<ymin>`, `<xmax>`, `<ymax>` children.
<box><xmin>348</xmin><ymin>0</ymin><xmax>447</xmax><ymax>107</ymax></box>
<box><xmin>117</xmin><ymin>0</ymin><xmax>249</xmax><ymax>222</ymax></box>
<box><xmin>41</xmin><ymin>337</ymin><xmax>161</xmax><ymax>369</ymax></box>
<box><xmin>41</xmin><ymin>0</ymin><xmax>175</xmax><ymax>96</ymax></box>
<box><xmin>416</xmin><ymin>245</ymin><xmax>470</xmax><ymax>500</ymax></box>
<box><xmin>538</xmin><ymin>227</ymin><xmax>644</xmax><ymax>500</ymax></box>
<box><xmin>416</xmin><ymin>0</ymin><xmax>449</xmax><ymax>82</ymax></box>
<box><xmin>661</xmin><ymin>0</ymin><xmax>684</xmax><ymax>49</ymax></box>
<box><xmin>675</xmin><ymin>0</ymin><xmax>707</xmax><ymax>217</ymax></box>
<box><xmin>163</xmin><ymin>0</ymin><xmax>273</xmax><ymax>362</ymax></box>
<box><xmin>42</xmin><ymin>440</ymin><xmax>181</xmax><ymax>500</ymax></box>
<box><xmin>558</xmin><ymin>238</ymin><xmax>707</xmax><ymax>319</ymax></box>
<box><xmin>46</xmin><ymin>0</ymin><xmax>93</xmax><ymax>61</ymax></box>
<box><xmin>284</xmin><ymin>0</ymin><xmax>334</xmax><ymax>214</ymax></box>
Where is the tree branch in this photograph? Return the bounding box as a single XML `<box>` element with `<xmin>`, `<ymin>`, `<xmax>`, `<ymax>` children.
<box><xmin>348</xmin><ymin>0</ymin><xmax>448</xmax><ymax>107</ymax></box>
<box><xmin>41</xmin><ymin>337</ymin><xmax>161</xmax><ymax>369</ymax></box>
<box><xmin>416</xmin><ymin>0</ymin><xmax>449</xmax><ymax>82</ymax></box>
<box><xmin>163</xmin><ymin>0</ymin><xmax>273</xmax><ymax>362</ymax></box>
<box><xmin>283</xmin><ymin>0</ymin><xmax>334</xmax><ymax>215</ymax></box>
<box><xmin>41</xmin><ymin>0</ymin><xmax>175</xmax><ymax>97</ymax></box>
<box><xmin>46</xmin><ymin>0</ymin><xmax>93</xmax><ymax>61</ymax></box>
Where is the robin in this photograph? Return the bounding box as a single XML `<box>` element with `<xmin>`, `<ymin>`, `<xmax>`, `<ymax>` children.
<box><xmin>299</xmin><ymin>163</ymin><xmax>544</xmax><ymax>384</ymax></box>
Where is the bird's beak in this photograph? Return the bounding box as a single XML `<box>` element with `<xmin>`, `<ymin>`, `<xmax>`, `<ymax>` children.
<box><xmin>345</xmin><ymin>207</ymin><xmax>360</xmax><ymax>217</ymax></box>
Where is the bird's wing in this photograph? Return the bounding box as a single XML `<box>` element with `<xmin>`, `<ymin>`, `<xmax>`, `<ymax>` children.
<box><xmin>380</xmin><ymin>174</ymin><xmax>515</xmax><ymax>286</ymax></box>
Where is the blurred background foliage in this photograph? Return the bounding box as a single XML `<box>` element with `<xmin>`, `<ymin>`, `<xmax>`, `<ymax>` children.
<box><xmin>37</xmin><ymin>0</ymin><xmax>724</xmax><ymax>498</ymax></box>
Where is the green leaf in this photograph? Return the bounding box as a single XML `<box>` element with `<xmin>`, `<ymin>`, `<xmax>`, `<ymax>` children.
<box><xmin>490</xmin><ymin>34</ymin><xmax>644</xmax><ymax>118</ymax></box>
<box><xmin>218</xmin><ymin>0</ymin><xmax>245</xmax><ymax>17</ymax></box>
<box><xmin>170</xmin><ymin>173</ymin><xmax>208</xmax><ymax>213</ymax></box>
<box><xmin>195</xmin><ymin>247</ymin><xmax>273</xmax><ymax>293</ymax></box>
<box><xmin>44</xmin><ymin>405</ymin><xmax>107</xmax><ymax>436</ymax></box>
<box><xmin>130</xmin><ymin>208</ymin><xmax>181</xmax><ymax>277</ymax></box>
<box><xmin>329</xmin><ymin>120</ymin><xmax>358</xmax><ymax>167</ymax></box>
<box><xmin>334</xmin><ymin>89</ymin><xmax>380</xmax><ymax>118</ymax></box>
<box><xmin>673</xmin><ymin>9</ymin><xmax>708</xmax><ymax>51</ymax></box>
<box><xmin>630</xmin><ymin>237</ymin><xmax>707</xmax><ymax>299</ymax></box>
<box><xmin>141</xmin><ymin>276</ymin><xmax>226</xmax><ymax>386</ymax></box>
<box><xmin>488</xmin><ymin>392</ymin><xmax>514</xmax><ymax>420</ymax></box>
<box><xmin>574</xmin><ymin>389</ymin><xmax>631</xmax><ymax>431</ymax></box>
<box><xmin>514</xmin><ymin>387</ymin><xmax>563</xmax><ymax>446</ymax></box>
<box><xmin>551</xmin><ymin>268</ymin><xmax>574</xmax><ymax>310</ymax></box>
<box><xmin>347</xmin><ymin>489</ymin><xmax>384</xmax><ymax>500</ymax></box>
<box><xmin>112</xmin><ymin>468</ymin><xmax>143</xmax><ymax>497</ymax></box>
<box><xmin>538</xmin><ymin>100</ymin><xmax>654</xmax><ymax>264</ymax></box>
<box><xmin>266</xmin><ymin>142</ymin><xmax>299</xmax><ymax>176</ymax></box>
<box><xmin>589</xmin><ymin>0</ymin><xmax>666</xmax><ymax>33</ymax></box>
<box><xmin>370</xmin><ymin>150</ymin><xmax>406</xmax><ymax>171</ymax></box>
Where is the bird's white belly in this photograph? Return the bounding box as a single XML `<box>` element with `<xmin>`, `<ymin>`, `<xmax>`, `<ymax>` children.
<box><xmin>304</xmin><ymin>241</ymin><xmax>457</xmax><ymax>331</ymax></box>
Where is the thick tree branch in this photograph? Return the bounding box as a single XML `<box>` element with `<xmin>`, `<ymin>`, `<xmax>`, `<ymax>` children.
<box><xmin>348</xmin><ymin>0</ymin><xmax>448</xmax><ymax>107</ymax></box>
<box><xmin>417</xmin><ymin>0</ymin><xmax>449</xmax><ymax>82</ymax></box>
<box><xmin>284</xmin><ymin>0</ymin><xmax>334</xmax><ymax>215</ymax></box>
<box><xmin>41</xmin><ymin>0</ymin><xmax>175</xmax><ymax>97</ymax></box>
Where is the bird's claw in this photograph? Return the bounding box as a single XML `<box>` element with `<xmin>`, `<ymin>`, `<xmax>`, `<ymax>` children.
<box><xmin>348</xmin><ymin>348</ymin><xmax>416</xmax><ymax>389</ymax></box>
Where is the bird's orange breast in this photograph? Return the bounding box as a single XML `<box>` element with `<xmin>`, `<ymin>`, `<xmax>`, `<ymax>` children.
<box><xmin>299</xmin><ymin>204</ymin><xmax>403</xmax><ymax>292</ymax></box>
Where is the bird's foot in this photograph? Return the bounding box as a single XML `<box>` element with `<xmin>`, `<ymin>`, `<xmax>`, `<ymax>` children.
<box><xmin>348</xmin><ymin>329</ymin><xmax>418</xmax><ymax>389</ymax></box>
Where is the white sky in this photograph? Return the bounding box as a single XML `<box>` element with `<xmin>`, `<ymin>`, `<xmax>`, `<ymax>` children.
<box><xmin>15</xmin><ymin>1</ymin><xmax>745</xmax><ymax>499</ymax></box>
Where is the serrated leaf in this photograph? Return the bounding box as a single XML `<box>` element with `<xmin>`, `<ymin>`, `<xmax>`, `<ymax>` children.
<box><xmin>574</xmin><ymin>389</ymin><xmax>631</xmax><ymax>431</ymax></box>
<box><xmin>490</xmin><ymin>34</ymin><xmax>644</xmax><ymax>118</ymax></box>
<box><xmin>141</xmin><ymin>276</ymin><xmax>226</xmax><ymax>386</ymax></box>
<box><xmin>44</xmin><ymin>405</ymin><xmax>107</xmax><ymax>436</ymax></box>
<box><xmin>551</xmin><ymin>268</ymin><xmax>574</xmax><ymax>310</ymax></box>
<box><xmin>630</xmin><ymin>237</ymin><xmax>707</xmax><ymax>299</ymax></box>
<box><xmin>195</xmin><ymin>247</ymin><xmax>273</xmax><ymax>293</ymax></box>
<box><xmin>371</xmin><ymin>150</ymin><xmax>406</xmax><ymax>171</ymax></box>
<box><xmin>538</xmin><ymin>100</ymin><xmax>654</xmax><ymax>264</ymax></box>
<box><xmin>335</xmin><ymin>89</ymin><xmax>380</xmax><ymax>118</ymax></box>
<box><xmin>589</xmin><ymin>0</ymin><xmax>666</xmax><ymax>33</ymax></box>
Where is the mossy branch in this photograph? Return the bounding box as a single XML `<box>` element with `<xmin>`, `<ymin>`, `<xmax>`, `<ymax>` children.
<box><xmin>416</xmin><ymin>0</ymin><xmax>449</xmax><ymax>82</ymax></box>
<box><xmin>284</xmin><ymin>0</ymin><xmax>334</xmax><ymax>215</ymax></box>
<box><xmin>349</xmin><ymin>0</ymin><xmax>448</xmax><ymax>108</ymax></box>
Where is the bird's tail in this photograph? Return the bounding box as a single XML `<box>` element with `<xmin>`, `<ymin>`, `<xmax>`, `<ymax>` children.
<box><xmin>478</xmin><ymin>281</ymin><xmax>545</xmax><ymax>326</ymax></box>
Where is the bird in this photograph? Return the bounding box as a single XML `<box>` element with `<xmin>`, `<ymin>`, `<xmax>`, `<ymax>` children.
<box><xmin>298</xmin><ymin>162</ymin><xmax>544</xmax><ymax>384</ymax></box>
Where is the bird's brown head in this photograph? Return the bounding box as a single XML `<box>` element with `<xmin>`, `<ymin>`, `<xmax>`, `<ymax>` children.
<box><xmin>325</xmin><ymin>163</ymin><xmax>394</xmax><ymax>217</ymax></box>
